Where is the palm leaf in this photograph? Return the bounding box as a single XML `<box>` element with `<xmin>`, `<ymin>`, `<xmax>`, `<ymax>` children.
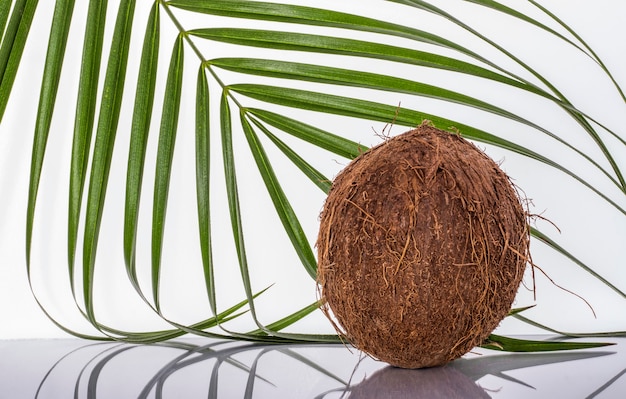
<box><xmin>166</xmin><ymin>0</ymin><xmax>570</xmax><ymax>100</ymax></box>
<box><xmin>513</xmin><ymin>314</ymin><xmax>626</xmax><ymax>338</ymax></box>
<box><xmin>214</xmin><ymin>57</ymin><xmax>621</xmax><ymax>190</ymax></box>
<box><xmin>464</xmin><ymin>0</ymin><xmax>589</xmax><ymax>56</ymax></box>
<box><xmin>27</xmin><ymin>0</ymin><xmax>76</xmax><ymax>270</ymax></box>
<box><xmin>151</xmin><ymin>34</ymin><xmax>184</xmax><ymax>311</ymax></box>
<box><xmin>190</xmin><ymin>27</ymin><xmax>543</xmax><ymax>95</ymax></box>
<box><xmin>239</xmin><ymin>114</ymin><xmax>317</xmax><ymax>279</ymax></box>
<box><xmin>246</xmin><ymin>114</ymin><xmax>333</xmax><ymax>194</ymax></box>
<box><xmin>81</xmin><ymin>0</ymin><xmax>135</xmax><ymax>327</ymax></box>
<box><xmin>219</xmin><ymin>91</ymin><xmax>258</xmax><ymax>334</ymax></box>
<box><xmin>231</xmin><ymin>84</ymin><xmax>624</xmax><ymax>211</ymax></box>
<box><xmin>247</xmin><ymin>108</ymin><xmax>365</xmax><ymax>161</ymax></box>
<box><xmin>0</xmin><ymin>0</ymin><xmax>38</xmax><ymax>120</ymax></box>
<box><xmin>67</xmin><ymin>0</ymin><xmax>108</xmax><ymax>292</ymax></box>
<box><xmin>0</xmin><ymin>2</ymin><xmax>12</xmax><ymax>36</ymax></box>
<box><xmin>483</xmin><ymin>334</ymin><xmax>613</xmax><ymax>352</ymax></box>
<box><xmin>219</xmin><ymin>93</ymin><xmax>319</xmax><ymax>342</ymax></box>
<box><xmin>388</xmin><ymin>0</ymin><xmax>626</xmax><ymax>188</ymax></box>
<box><xmin>496</xmin><ymin>0</ymin><xmax>625</xmax><ymax>103</ymax></box>
<box><xmin>12</xmin><ymin>0</ymin><xmax>626</xmax><ymax>346</ymax></box>
<box><xmin>124</xmin><ymin>2</ymin><xmax>160</xmax><ymax>290</ymax></box>
<box><xmin>195</xmin><ymin>64</ymin><xmax>216</xmax><ymax>315</ymax></box>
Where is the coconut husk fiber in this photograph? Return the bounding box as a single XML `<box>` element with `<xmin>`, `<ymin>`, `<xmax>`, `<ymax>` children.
<box><xmin>317</xmin><ymin>121</ymin><xmax>529</xmax><ymax>369</ymax></box>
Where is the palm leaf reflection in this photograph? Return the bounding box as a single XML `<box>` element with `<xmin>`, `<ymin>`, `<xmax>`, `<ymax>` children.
<box><xmin>29</xmin><ymin>340</ymin><xmax>617</xmax><ymax>398</ymax></box>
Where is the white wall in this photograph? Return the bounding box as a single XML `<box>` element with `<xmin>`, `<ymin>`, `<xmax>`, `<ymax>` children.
<box><xmin>1</xmin><ymin>0</ymin><xmax>625</xmax><ymax>339</ymax></box>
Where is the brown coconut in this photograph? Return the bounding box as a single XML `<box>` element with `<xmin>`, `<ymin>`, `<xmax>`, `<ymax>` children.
<box><xmin>317</xmin><ymin>122</ymin><xmax>529</xmax><ymax>369</ymax></box>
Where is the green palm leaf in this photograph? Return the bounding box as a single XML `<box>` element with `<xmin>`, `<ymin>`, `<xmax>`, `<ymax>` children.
<box><xmin>151</xmin><ymin>35</ymin><xmax>184</xmax><ymax>311</ymax></box>
<box><xmin>68</xmin><ymin>0</ymin><xmax>108</xmax><ymax>292</ymax></box>
<box><xmin>166</xmin><ymin>0</ymin><xmax>564</xmax><ymax>97</ymax></box>
<box><xmin>388</xmin><ymin>0</ymin><xmax>626</xmax><ymax>189</ymax></box>
<box><xmin>124</xmin><ymin>2</ymin><xmax>160</xmax><ymax>289</ymax></box>
<box><xmin>82</xmin><ymin>0</ymin><xmax>136</xmax><ymax>327</ymax></box>
<box><xmin>0</xmin><ymin>2</ymin><xmax>12</xmax><ymax>36</ymax></box>
<box><xmin>247</xmin><ymin>108</ymin><xmax>364</xmax><ymax>161</ymax></box>
<box><xmin>190</xmin><ymin>27</ymin><xmax>541</xmax><ymax>94</ymax></box>
<box><xmin>195</xmin><ymin>64</ymin><xmax>216</xmax><ymax>315</ymax></box>
<box><xmin>246</xmin><ymin>113</ymin><xmax>333</xmax><ymax>194</ymax></box>
<box><xmin>214</xmin><ymin>57</ymin><xmax>621</xmax><ymax>190</ymax></box>
<box><xmin>27</xmin><ymin>0</ymin><xmax>76</xmax><ymax>271</ymax></box>
<box><xmin>220</xmin><ymin>93</ymin><xmax>339</xmax><ymax>343</ymax></box>
<box><xmin>166</xmin><ymin>0</ymin><xmax>501</xmax><ymax>75</ymax></box>
<box><xmin>231</xmin><ymin>84</ymin><xmax>626</xmax><ymax>215</ymax></box>
<box><xmin>0</xmin><ymin>0</ymin><xmax>38</xmax><ymax>120</ymax></box>
<box><xmin>239</xmin><ymin>114</ymin><xmax>317</xmax><ymax>279</ymax></box>
<box><xmin>11</xmin><ymin>0</ymin><xmax>625</xmax><ymax>348</ymax></box>
<box><xmin>480</xmin><ymin>0</ymin><xmax>626</xmax><ymax>103</ymax></box>
<box><xmin>483</xmin><ymin>334</ymin><xmax>613</xmax><ymax>352</ymax></box>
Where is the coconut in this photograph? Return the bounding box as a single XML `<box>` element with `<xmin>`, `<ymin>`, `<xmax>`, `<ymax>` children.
<box><xmin>317</xmin><ymin>122</ymin><xmax>529</xmax><ymax>369</ymax></box>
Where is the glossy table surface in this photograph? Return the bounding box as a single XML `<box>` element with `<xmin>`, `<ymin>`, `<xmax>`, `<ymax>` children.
<box><xmin>0</xmin><ymin>336</ymin><xmax>624</xmax><ymax>398</ymax></box>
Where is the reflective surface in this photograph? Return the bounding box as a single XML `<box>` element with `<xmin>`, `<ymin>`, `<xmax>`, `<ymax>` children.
<box><xmin>0</xmin><ymin>336</ymin><xmax>624</xmax><ymax>398</ymax></box>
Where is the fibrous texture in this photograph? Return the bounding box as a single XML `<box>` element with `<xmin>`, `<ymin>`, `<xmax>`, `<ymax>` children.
<box><xmin>317</xmin><ymin>122</ymin><xmax>529</xmax><ymax>368</ymax></box>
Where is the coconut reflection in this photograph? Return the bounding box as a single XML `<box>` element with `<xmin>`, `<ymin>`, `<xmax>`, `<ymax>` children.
<box><xmin>1</xmin><ymin>339</ymin><xmax>618</xmax><ymax>398</ymax></box>
<box><xmin>345</xmin><ymin>366</ymin><xmax>490</xmax><ymax>399</ymax></box>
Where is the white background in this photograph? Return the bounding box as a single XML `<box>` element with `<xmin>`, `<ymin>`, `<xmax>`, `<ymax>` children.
<box><xmin>1</xmin><ymin>0</ymin><xmax>625</xmax><ymax>339</ymax></box>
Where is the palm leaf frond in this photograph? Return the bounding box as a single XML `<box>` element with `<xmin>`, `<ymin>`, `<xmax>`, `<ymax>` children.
<box><xmin>14</xmin><ymin>0</ymin><xmax>625</xmax><ymax>344</ymax></box>
<box><xmin>0</xmin><ymin>0</ymin><xmax>39</xmax><ymax>120</ymax></box>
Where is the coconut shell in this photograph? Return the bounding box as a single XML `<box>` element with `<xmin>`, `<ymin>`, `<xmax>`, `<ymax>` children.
<box><xmin>317</xmin><ymin>122</ymin><xmax>529</xmax><ymax>369</ymax></box>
